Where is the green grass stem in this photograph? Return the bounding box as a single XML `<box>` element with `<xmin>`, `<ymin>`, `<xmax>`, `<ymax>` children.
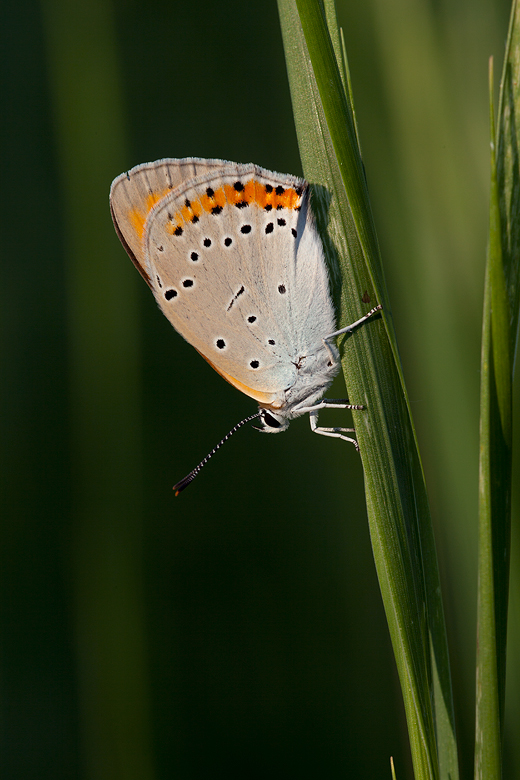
<box><xmin>475</xmin><ymin>2</ymin><xmax>520</xmax><ymax>776</ymax></box>
<box><xmin>277</xmin><ymin>2</ymin><xmax>458</xmax><ymax>778</ymax></box>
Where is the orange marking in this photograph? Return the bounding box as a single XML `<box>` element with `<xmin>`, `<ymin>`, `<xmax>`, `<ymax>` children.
<box><xmin>180</xmin><ymin>203</ymin><xmax>193</xmax><ymax>222</ymax></box>
<box><xmin>160</xmin><ymin>179</ymin><xmax>303</xmax><ymax>236</ymax></box>
<box><xmin>172</xmin><ymin>195</ymin><xmax>203</xmax><ymax>228</ymax></box>
<box><xmin>254</xmin><ymin>183</ymin><xmax>268</xmax><ymax>209</ymax></box>
<box><xmin>128</xmin><ymin>188</ymin><xmax>172</xmax><ymax>242</ymax></box>
<box><xmin>146</xmin><ymin>189</ymin><xmax>169</xmax><ymax>211</ymax></box>
<box><xmin>214</xmin><ymin>187</ymin><xmax>226</xmax><ymax>208</ymax></box>
<box><xmin>243</xmin><ymin>180</ymin><xmax>255</xmax><ymax>204</ymax></box>
<box><xmin>276</xmin><ymin>187</ymin><xmax>298</xmax><ymax>209</ymax></box>
<box><xmin>191</xmin><ymin>199</ymin><xmax>202</xmax><ymax>218</ymax></box>
<box><xmin>224</xmin><ymin>183</ymin><xmax>241</xmax><ymax>204</ymax></box>
<box><xmin>199</xmin><ymin>192</ymin><xmax>214</xmax><ymax>212</ymax></box>
<box><xmin>166</xmin><ymin>215</ymin><xmax>184</xmax><ymax>234</ymax></box>
<box><xmin>129</xmin><ymin>209</ymin><xmax>147</xmax><ymax>241</ymax></box>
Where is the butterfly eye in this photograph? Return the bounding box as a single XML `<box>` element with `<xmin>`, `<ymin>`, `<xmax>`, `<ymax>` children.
<box><xmin>261</xmin><ymin>411</ymin><xmax>281</xmax><ymax>429</ymax></box>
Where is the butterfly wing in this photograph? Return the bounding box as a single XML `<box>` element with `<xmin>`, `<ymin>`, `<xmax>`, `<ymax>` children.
<box><xmin>110</xmin><ymin>158</ymin><xmax>231</xmax><ymax>285</ymax></box>
<box><xmin>111</xmin><ymin>159</ymin><xmax>336</xmax><ymax>408</ymax></box>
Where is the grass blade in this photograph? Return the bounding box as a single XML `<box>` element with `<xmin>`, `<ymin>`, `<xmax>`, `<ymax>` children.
<box><xmin>40</xmin><ymin>0</ymin><xmax>155</xmax><ymax>776</ymax></box>
<box><xmin>475</xmin><ymin>1</ymin><xmax>520</xmax><ymax>776</ymax></box>
<box><xmin>277</xmin><ymin>2</ymin><xmax>458</xmax><ymax>778</ymax></box>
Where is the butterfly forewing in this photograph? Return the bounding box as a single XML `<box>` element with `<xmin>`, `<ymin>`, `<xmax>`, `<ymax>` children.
<box><xmin>144</xmin><ymin>165</ymin><xmax>308</xmax><ymax>395</ymax></box>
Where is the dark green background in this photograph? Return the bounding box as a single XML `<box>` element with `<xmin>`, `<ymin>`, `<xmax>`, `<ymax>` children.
<box><xmin>1</xmin><ymin>0</ymin><xmax>518</xmax><ymax>778</ymax></box>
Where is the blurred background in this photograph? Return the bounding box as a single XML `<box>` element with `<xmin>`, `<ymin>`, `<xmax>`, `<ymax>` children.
<box><xmin>1</xmin><ymin>0</ymin><xmax>519</xmax><ymax>777</ymax></box>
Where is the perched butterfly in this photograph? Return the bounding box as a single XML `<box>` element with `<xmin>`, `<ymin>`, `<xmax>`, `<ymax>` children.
<box><xmin>110</xmin><ymin>158</ymin><xmax>381</xmax><ymax>492</ymax></box>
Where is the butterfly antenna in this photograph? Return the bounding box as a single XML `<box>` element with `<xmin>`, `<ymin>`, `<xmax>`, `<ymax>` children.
<box><xmin>173</xmin><ymin>411</ymin><xmax>262</xmax><ymax>495</ymax></box>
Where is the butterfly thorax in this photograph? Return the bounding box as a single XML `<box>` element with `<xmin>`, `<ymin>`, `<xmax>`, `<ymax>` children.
<box><xmin>258</xmin><ymin>341</ymin><xmax>340</xmax><ymax>432</ymax></box>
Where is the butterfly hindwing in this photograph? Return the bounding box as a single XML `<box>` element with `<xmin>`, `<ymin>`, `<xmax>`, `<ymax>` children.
<box><xmin>110</xmin><ymin>158</ymin><xmax>238</xmax><ymax>285</ymax></box>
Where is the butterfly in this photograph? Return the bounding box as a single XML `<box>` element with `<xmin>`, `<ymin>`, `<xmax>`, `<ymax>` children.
<box><xmin>110</xmin><ymin>158</ymin><xmax>381</xmax><ymax>492</ymax></box>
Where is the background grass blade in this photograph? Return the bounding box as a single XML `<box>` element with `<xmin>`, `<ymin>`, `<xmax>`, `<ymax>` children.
<box><xmin>497</xmin><ymin>0</ymin><xmax>520</xmax><ymax>347</ymax></box>
<box><xmin>277</xmin><ymin>2</ymin><xmax>458</xmax><ymax>778</ymax></box>
<box><xmin>40</xmin><ymin>0</ymin><xmax>155</xmax><ymax>777</ymax></box>
<box><xmin>475</xmin><ymin>2</ymin><xmax>520</xmax><ymax>777</ymax></box>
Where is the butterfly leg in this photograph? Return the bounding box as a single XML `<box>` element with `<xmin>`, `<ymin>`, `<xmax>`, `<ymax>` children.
<box><xmin>300</xmin><ymin>400</ymin><xmax>362</xmax><ymax>450</ymax></box>
<box><xmin>322</xmin><ymin>303</ymin><xmax>383</xmax><ymax>362</ymax></box>
<box><xmin>308</xmin><ymin>409</ymin><xmax>360</xmax><ymax>450</ymax></box>
<box><xmin>297</xmin><ymin>398</ymin><xmax>364</xmax><ymax>414</ymax></box>
<box><xmin>325</xmin><ymin>304</ymin><xmax>383</xmax><ymax>341</ymax></box>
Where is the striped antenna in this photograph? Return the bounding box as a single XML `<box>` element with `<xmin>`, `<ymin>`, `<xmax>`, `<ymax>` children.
<box><xmin>173</xmin><ymin>411</ymin><xmax>262</xmax><ymax>495</ymax></box>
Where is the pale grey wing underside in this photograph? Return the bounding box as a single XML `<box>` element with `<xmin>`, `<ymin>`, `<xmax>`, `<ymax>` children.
<box><xmin>145</xmin><ymin>166</ymin><xmax>309</xmax><ymax>395</ymax></box>
<box><xmin>110</xmin><ymin>158</ymin><xmax>247</xmax><ymax>284</ymax></box>
<box><xmin>111</xmin><ymin>158</ymin><xmax>337</xmax><ymax>402</ymax></box>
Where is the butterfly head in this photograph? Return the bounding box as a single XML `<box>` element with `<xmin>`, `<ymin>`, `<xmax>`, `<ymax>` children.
<box><xmin>257</xmin><ymin>408</ymin><xmax>290</xmax><ymax>434</ymax></box>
